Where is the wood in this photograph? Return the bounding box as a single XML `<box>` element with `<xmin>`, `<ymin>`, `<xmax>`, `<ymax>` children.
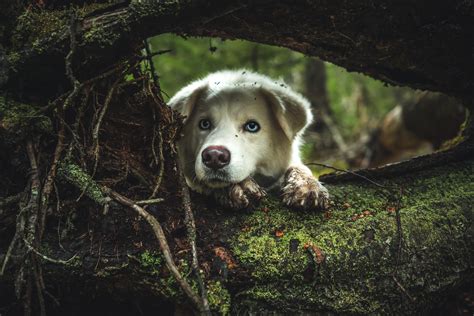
<box><xmin>0</xmin><ymin>1</ymin><xmax>473</xmax><ymax>315</ymax></box>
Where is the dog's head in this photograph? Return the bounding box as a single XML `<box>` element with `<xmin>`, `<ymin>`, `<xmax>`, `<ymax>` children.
<box><xmin>169</xmin><ymin>70</ymin><xmax>312</xmax><ymax>191</ymax></box>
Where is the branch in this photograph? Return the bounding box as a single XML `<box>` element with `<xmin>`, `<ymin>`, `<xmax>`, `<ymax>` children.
<box><xmin>3</xmin><ymin>1</ymin><xmax>473</xmax><ymax>99</ymax></box>
<box><xmin>103</xmin><ymin>188</ymin><xmax>207</xmax><ymax>314</ymax></box>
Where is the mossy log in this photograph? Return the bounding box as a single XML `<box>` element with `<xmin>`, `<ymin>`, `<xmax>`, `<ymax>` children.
<box><xmin>1</xmin><ymin>152</ymin><xmax>472</xmax><ymax>315</ymax></box>
<box><xmin>1</xmin><ymin>0</ymin><xmax>473</xmax><ymax>101</ymax></box>
<box><xmin>0</xmin><ymin>0</ymin><xmax>473</xmax><ymax>315</ymax></box>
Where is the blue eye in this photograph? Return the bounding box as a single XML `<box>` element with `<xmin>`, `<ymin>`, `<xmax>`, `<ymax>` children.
<box><xmin>244</xmin><ymin>120</ymin><xmax>260</xmax><ymax>133</ymax></box>
<box><xmin>198</xmin><ymin>119</ymin><xmax>212</xmax><ymax>130</ymax></box>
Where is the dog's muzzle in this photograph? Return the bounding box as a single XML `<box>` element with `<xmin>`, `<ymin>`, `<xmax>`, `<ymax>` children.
<box><xmin>201</xmin><ymin>146</ymin><xmax>231</xmax><ymax>170</ymax></box>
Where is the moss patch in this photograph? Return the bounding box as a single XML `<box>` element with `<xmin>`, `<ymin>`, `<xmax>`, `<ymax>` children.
<box><xmin>229</xmin><ymin>161</ymin><xmax>474</xmax><ymax>314</ymax></box>
<box><xmin>0</xmin><ymin>96</ymin><xmax>52</xmax><ymax>142</ymax></box>
<box><xmin>207</xmin><ymin>280</ymin><xmax>231</xmax><ymax>315</ymax></box>
<box><xmin>57</xmin><ymin>162</ymin><xmax>107</xmax><ymax>205</ymax></box>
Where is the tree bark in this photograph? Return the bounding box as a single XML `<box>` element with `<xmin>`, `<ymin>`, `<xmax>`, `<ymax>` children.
<box><xmin>0</xmin><ymin>1</ymin><xmax>473</xmax><ymax>315</ymax></box>
<box><xmin>2</xmin><ymin>0</ymin><xmax>473</xmax><ymax>101</ymax></box>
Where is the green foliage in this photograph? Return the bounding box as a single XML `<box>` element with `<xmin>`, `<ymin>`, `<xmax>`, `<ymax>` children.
<box><xmin>325</xmin><ymin>64</ymin><xmax>414</xmax><ymax>138</ymax></box>
<box><xmin>139</xmin><ymin>250</ymin><xmax>163</xmax><ymax>275</ymax></box>
<box><xmin>149</xmin><ymin>34</ymin><xmax>305</xmax><ymax>98</ymax></box>
<box><xmin>207</xmin><ymin>280</ymin><xmax>231</xmax><ymax>315</ymax></box>
<box><xmin>148</xmin><ymin>34</ymin><xmax>415</xmax><ymax>143</ymax></box>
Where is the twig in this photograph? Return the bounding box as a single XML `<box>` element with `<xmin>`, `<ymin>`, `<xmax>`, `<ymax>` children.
<box><xmin>25</xmin><ymin>141</ymin><xmax>47</xmax><ymax>316</ymax></box>
<box><xmin>32</xmin><ymin>256</ymin><xmax>46</xmax><ymax>316</ymax></box>
<box><xmin>320</xmin><ymin>109</ymin><xmax>349</xmax><ymax>155</ymax></box>
<box><xmin>22</xmin><ymin>238</ymin><xmax>77</xmax><ymax>265</ymax></box>
<box><xmin>149</xmin><ymin>128</ymin><xmax>165</xmax><ymax>199</ymax></box>
<box><xmin>39</xmin><ymin>110</ymin><xmax>66</xmax><ymax>239</ymax></box>
<box><xmin>143</xmin><ymin>39</ymin><xmax>160</xmax><ymax>89</ymax></box>
<box><xmin>104</xmin><ymin>188</ymin><xmax>206</xmax><ymax>313</ymax></box>
<box><xmin>139</xmin><ymin>49</ymin><xmax>172</xmax><ymax>60</ymax></box>
<box><xmin>147</xmin><ymin>81</ymin><xmax>165</xmax><ymax>199</ymax></box>
<box><xmin>392</xmin><ymin>275</ymin><xmax>415</xmax><ymax>302</ymax></box>
<box><xmin>202</xmin><ymin>3</ymin><xmax>247</xmax><ymax>24</ymax></box>
<box><xmin>136</xmin><ymin>198</ymin><xmax>164</xmax><ymax>205</ymax></box>
<box><xmin>0</xmin><ymin>208</ymin><xmax>25</xmax><ymax>276</ymax></box>
<box><xmin>25</xmin><ymin>141</ymin><xmax>40</xmax><ymax>245</ymax></box>
<box><xmin>179</xmin><ymin>168</ymin><xmax>211</xmax><ymax>315</ymax></box>
<box><xmin>63</xmin><ymin>11</ymin><xmax>81</xmax><ymax>110</ymax></box>
<box><xmin>91</xmin><ymin>76</ymin><xmax>121</xmax><ymax>177</ymax></box>
<box><xmin>305</xmin><ymin>161</ymin><xmax>387</xmax><ymax>188</ymax></box>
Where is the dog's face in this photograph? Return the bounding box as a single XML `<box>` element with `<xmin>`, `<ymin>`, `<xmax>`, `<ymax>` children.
<box><xmin>169</xmin><ymin>71</ymin><xmax>312</xmax><ymax>192</ymax></box>
<box><xmin>182</xmin><ymin>88</ymin><xmax>288</xmax><ymax>189</ymax></box>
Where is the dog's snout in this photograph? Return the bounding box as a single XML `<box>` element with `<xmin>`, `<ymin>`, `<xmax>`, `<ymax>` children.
<box><xmin>202</xmin><ymin>146</ymin><xmax>231</xmax><ymax>170</ymax></box>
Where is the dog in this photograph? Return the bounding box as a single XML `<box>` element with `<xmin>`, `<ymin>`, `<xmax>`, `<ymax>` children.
<box><xmin>169</xmin><ymin>70</ymin><xmax>329</xmax><ymax>210</ymax></box>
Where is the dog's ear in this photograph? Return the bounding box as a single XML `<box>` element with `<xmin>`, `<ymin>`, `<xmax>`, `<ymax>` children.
<box><xmin>260</xmin><ymin>86</ymin><xmax>313</xmax><ymax>140</ymax></box>
<box><xmin>168</xmin><ymin>80</ymin><xmax>208</xmax><ymax>121</ymax></box>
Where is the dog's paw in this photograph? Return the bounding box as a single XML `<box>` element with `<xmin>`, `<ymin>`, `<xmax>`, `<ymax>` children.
<box><xmin>214</xmin><ymin>178</ymin><xmax>266</xmax><ymax>209</ymax></box>
<box><xmin>282</xmin><ymin>167</ymin><xmax>330</xmax><ymax>210</ymax></box>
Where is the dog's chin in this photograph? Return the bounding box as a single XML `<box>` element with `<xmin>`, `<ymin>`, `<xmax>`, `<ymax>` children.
<box><xmin>204</xmin><ymin>179</ymin><xmax>232</xmax><ymax>189</ymax></box>
<box><xmin>198</xmin><ymin>170</ymin><xmax>246</xmax><ymax>189</ymax></box>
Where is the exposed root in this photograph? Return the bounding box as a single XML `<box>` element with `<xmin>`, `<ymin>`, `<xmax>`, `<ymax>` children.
<box><xmin>22</xmin><ymin>238</ymin><xmax>77</xmax><ymax>265</ymax></box>
<box><xmin>149</xmin><ymin>127</ymin><xmax>165</xmax><ymax>199</ymax></box>
<box><xmin>1</xmin><ymin>42</ymin><xmax>183</xmax><ymax>313</ymax></box>
<box><xmin>104</xmin><ymin>188</ymin><xmax>207</xmax><ymax>314</ymax></box>
<box><xmin>179</xmin><ymin>168</ymin><xmax>211</xmax><ymax>315</ymax></box>
<box><xmin>63</xmin><ymin>10</ymin><xmax>81</xmax><ymax>111</ymax></box>
<box><xmin>91</xmin><ymin>76</ymin><xmax>122</xmax><ymax>177</ymax></box>
<box><xmin>39</xmin><ymin>110</ymin><xmax>66</xmax><ymax>240</ymax></box>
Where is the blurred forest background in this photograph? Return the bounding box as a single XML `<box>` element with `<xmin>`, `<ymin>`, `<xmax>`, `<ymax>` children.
<box><xmin>147</xmin><ymin>34</ymin><xmax>467</xmax><ymax>173</ymax></box>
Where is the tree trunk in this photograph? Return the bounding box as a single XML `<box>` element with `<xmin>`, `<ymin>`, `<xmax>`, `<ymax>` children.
<box><xmin>349</xmin><ymin>92</ymin><xmax>467</xmax><ymax>168</ymax></box>
<box><xmin>0</xmin><ymin>1</ymin><xmax>473</xmax><ymax>315</ymax></box>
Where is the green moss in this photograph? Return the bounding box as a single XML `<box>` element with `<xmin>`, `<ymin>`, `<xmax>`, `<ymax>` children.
<box><xmin>57</xmin><ymin>162</ymin><xmax>107</xmax><ymax>205</ymax></box>
<box><xmin>11</xmin><ymin>9</ymin><xmax>67</xmax><ymax>51</ymax></box>
<box><xmin>207</xmin><ymin>280</ymin><xmax>231</xmax><ymax>315</ymax></box>
<box><xmin>139</xmin><ymin>250</ymin><xmax>163</xmax><ymax>275</ymax></box>
<box><xmin>0</xmin><ymin>96</ymin><xmax>52</xmax><ymax>142</ymax></box>
<box><xmin>229</xmin><ymin>161</ymin><xmax>474</xmax><ymax>314</ymax></box>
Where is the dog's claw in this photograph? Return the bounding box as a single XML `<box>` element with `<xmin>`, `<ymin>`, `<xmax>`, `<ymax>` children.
<box><xmin>214</xmin><ymin>178</ymin><xmax>266</xmax><ymax>209</ymax></box>
<box><xmin>282</xmin><ymin>167</ymin><xmax>330</xmax><ymax>211</ymax></box>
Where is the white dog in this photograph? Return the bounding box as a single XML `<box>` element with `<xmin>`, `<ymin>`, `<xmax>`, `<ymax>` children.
<box><xmin>169</xmin><ymin>70</ymin><xmax>329</xmax><ymax>210</ymax></box>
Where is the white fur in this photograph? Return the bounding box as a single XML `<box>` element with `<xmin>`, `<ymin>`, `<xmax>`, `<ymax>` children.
<box><xmin>169</xmin><ymin>70</ymin><xmax>328</xmax><ymax>209</ymax></box>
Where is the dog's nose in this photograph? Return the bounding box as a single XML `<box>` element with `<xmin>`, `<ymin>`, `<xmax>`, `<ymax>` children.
<box><xmin>202</xmin><ymin>146</ymin><xmax>231</xmax><ymax>170</ymax></box>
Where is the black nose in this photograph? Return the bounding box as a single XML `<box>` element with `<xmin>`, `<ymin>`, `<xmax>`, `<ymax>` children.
<box><xmin>201</xmin><ymin>146</ymin><xmax>231</xmax><ymax>170</ymax></box>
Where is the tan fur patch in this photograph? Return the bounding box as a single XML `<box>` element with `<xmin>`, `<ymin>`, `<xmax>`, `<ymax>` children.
<box><xmin>213</xmin><ymin>177</ymin><xmax>266</xmax><ymax>209</ymax></box>
<box><xmin>282</xmin><ymin>167</ymin><xmax>329</xmax><ymax>210</ymax></box>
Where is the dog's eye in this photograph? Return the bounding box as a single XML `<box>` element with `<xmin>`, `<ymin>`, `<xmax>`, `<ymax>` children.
<box><xmin>244</xmin><ymin>120</ymin><xmax>260</xmax><ymax>133</ymax></box>
<box><xmin>198</xmin><ymin>119</ymin><xmax>212</xmax><ymax>130</ymax></box>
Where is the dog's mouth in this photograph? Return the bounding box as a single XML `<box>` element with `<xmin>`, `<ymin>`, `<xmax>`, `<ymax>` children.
<box><xmin>200</xmin><ymin>170</ymin><xmax>235</xmax><ymax>188</ymax></box>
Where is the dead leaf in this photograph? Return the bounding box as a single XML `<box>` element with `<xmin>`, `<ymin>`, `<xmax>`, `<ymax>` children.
<box><xmin>213</xmin><ymin>247</ymin><xmax>237</xmax><ymax>269</ymax></box>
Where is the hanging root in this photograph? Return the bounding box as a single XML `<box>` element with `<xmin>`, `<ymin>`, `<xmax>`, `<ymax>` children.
<box><xmin>1</xmin><ymin>37</ymin><xmax>193</xmax><ymax>314</ymax></box>
<box><xmin>179</xmin><ymin>168</ymin><xmax>211</xmax><ymax>315</ymax></box>
<box><xmin>104</xmin><ymin>188</ymin><xmax>207</xmax><ymax>314</ymax></box>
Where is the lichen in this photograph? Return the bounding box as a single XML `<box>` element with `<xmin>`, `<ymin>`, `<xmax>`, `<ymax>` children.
<box><xmin>57</xmin><ymin>162</ymin><xmax>107</xmax><ymax>205</ymax></box>
<box><xmin>10</xmin><ymin>9</ymin><xmax>68</xmax><ymax>51</ymax></box>
<box><xmin>0</xmin><ymin>96</ymin><xmax>52</xmax><ymax>142</ymax></box>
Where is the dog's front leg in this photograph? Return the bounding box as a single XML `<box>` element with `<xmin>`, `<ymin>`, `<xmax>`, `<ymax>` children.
<box><xmin>282</xmin><ymin>165</ymin><xmax>330</xmax><ymax>210</ymax></box>
<box><xmin>213</xmin><ymin>177</ymin><xmax>266</xmax><ymax>209</ymax></box>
